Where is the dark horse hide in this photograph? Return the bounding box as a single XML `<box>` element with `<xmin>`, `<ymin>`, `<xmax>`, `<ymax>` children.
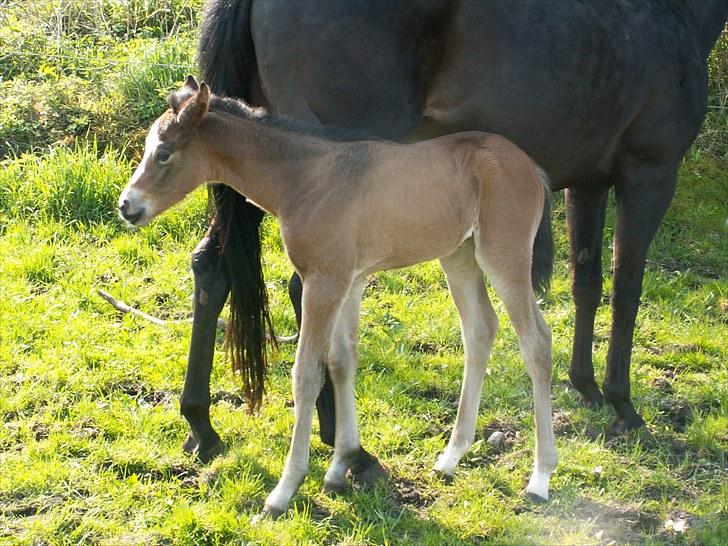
<box><xmin>178</xmin><ymin>0</ymin><xmax>727</xmax><ymax>466</ymax></box>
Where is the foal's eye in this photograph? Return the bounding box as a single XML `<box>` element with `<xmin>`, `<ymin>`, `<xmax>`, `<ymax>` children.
<box><xmin>155</xmin><ymin>149</ymin><xmax>172</xmax><ymax>164</ymax></box>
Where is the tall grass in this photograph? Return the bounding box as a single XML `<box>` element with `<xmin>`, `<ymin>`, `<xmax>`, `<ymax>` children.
<box><xmin>0</xmin><ymin>141</ymin><xmax>129</xmax><ymax>225</ymax></box>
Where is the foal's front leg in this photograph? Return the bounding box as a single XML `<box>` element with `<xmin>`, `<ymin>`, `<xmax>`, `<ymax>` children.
<box><xmin>322</xmin><ymin>279</ymin><xmax>366</xmax><ymax>492</ymax></box>
<box><xmin>260</xmin><ymin>275</ymin><xmax>350</xmax><ymax>519</ymax></box>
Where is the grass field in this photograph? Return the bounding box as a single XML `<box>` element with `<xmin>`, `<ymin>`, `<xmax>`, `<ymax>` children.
<box><xmin>1</xmin><ymin>3</ymin><xmax>727</xmax><ymax>545</ymax></box>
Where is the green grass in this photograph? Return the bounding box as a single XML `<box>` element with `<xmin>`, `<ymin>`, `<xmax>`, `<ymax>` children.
<box><xmin>1</xmin><ymin>2</ymin><xmax>727</xmax><ymax>545</ymax></box>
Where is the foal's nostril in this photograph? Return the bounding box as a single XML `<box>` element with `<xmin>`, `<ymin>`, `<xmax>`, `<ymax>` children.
<box><xmin>120</xmin><ymin>199</ymin><xmax>130</xmax><ymax>215</ymax></box>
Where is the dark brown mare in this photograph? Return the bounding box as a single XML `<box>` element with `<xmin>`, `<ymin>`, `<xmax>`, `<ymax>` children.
<box><xmin>179</xmin><ymin>0</ymin><xmax>727</xmax><ymax>470</ymax></box>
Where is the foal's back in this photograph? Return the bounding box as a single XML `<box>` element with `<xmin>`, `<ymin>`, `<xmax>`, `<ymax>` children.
<box><xmin>283</xmin><ymin>132</ymin><xmax>544</xmax><ymax>277</ymax></box>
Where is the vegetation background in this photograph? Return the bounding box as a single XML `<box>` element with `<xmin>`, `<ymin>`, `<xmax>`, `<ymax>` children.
<box><xmin>0</xmin><ymin>1</ymin><xmax>726</xmax><ymax>544</ymax></box>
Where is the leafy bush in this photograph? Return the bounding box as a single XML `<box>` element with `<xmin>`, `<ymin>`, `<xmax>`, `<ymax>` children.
<box><xmin>115</xmin><ymin>35</ymin><xmax>196</xmax><ymax>126</ymax></box>
<box><xmin>696</xmin><ymin>30</ymin><xmax>728</xmax><ymax>159</ymax></box>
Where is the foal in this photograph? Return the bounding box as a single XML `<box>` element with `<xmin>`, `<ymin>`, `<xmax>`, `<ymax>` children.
<box><xmin>119</xmin><ymin>77</ymin><xmax>557</xmax><ymax>518</ymax></box>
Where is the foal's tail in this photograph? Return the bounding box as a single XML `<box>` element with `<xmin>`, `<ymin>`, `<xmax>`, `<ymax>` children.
<box><xmin>531</xmin><ymin>166</ymin><xmax>553</xmax><ymax>295</ymax></box>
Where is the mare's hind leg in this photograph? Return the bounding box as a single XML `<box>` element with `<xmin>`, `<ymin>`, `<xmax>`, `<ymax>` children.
<box><xmin>433</xmin><ymin>240</ymin><xmax>498</xmax><ymax>477</ymax></box>
<box><xmin>180</xmin><ymin>229</ymin><xmax>229</xmax><ymax>462</ymax></box>
<box><xmin>605</xmin><ymin>159</ymin><xmax>678</xmax><ymax>432</ymax></box>
<box><xmin>474</xmin><ymin>237</ymin><xmax>557</xmax><ymax>500</ymax></box>
<box><xmin>566</xmin><ymin>188</ymin><xmax>608</xmax><ymax>408</ymax></box>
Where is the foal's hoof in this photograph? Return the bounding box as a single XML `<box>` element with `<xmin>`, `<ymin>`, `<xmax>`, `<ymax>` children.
<box><xmin>524</xmin><ymin>490</ymin><xmax>549</xmax><ymax>504</ymax></box>
<box><xmin>322</xmin><ymin>478</ymin><xmax>348</xmax><ymax>495</ymax></box>
<box><xmin>430</xmin><ymin>467</ymin><xmax>455</xmax><ymax>484</ymax></box>
<box><xmin>609</xmin><ymin>413</ymin><xmax>645</xmax><ymax>436</ymax></box>
<box><xmin>252</xmin><ymin>505</ymin><xmax>285</xmax><ymax>523</ymax></box>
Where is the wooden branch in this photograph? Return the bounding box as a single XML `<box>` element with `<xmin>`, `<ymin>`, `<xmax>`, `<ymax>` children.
<box><xmin>96</xmin><ymin>289</ymin><xmax>298</xmax><ymax>343</ymax></box>
<box><xmin>97</xmin><ymin>289</ymin><xmax>168</xmax><ymax>326</ymax></box>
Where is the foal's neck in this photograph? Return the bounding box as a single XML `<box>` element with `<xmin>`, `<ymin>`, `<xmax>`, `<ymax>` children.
<box><xmin>201</xmin><ymin>112</ymin><xmax>329</xmax><ymax>216</ymax></box>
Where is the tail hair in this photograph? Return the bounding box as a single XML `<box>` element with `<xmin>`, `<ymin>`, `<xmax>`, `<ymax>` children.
<box><xmin>531</xmin><ymin>166</ymin><xmax>553</xmax><ymax>295</ymax></box>
<box><xmin>199</xmin><ymin>0</ymin><xmax>274</xmax><ymax>412</ymax></box>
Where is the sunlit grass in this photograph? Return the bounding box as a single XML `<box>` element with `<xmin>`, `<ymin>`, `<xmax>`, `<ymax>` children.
<box><xmin>0</xmin><ymin>2</ymin><xmax>726</xmax><ymax>544</ymax></box>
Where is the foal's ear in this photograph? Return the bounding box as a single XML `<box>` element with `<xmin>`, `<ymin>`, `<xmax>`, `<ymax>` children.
<box><xmin>177</xmin><ymin>82</ymin><xmax>210</xmax><ymax>130</ymax></box>
<box><xmin>167</xmin><ymin>76</ymin><xmax>201</xmax><ymax>114</ymax></box>
<box><xmin>183</xmin><ymin>75</ymin><xmax>199</xmax><ymax>93</ymax></box>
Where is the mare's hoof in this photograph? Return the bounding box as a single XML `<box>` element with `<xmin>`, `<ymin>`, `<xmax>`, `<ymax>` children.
<box><xmin>609</xmin><ymin>413</ymin><xmax>645</xmax><ymax>435</ymax></box>
<box><xmin>182</xmin><ymin>434</ymin><xmax>225</xmax><ymax>463</ymax></box>
<box><xmin>182</xmin><ymin>434</ymin><xmax>198</xmax><ymax>455</ymax></box>
<box><xmin>349</xmin><ymin>454</ymin><xmax>388</xmax><ymax>489</ymax></box>
<box><xmin>574</xmin><ymin>383</ymin><xmax>605</xmax><ymax>409</ymax></box>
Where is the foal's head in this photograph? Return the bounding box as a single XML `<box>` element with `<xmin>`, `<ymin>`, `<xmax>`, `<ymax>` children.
<box><xmin>118</xmin><ymin>76</ymin><xmax>212</xmax><ymax>226</ymax></box>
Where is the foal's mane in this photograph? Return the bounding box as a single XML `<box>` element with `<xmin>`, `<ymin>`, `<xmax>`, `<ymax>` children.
<box><xmin>207</xmin><ymin>94</ymin><xmax>380</xmax><ymax>143</ymax></box>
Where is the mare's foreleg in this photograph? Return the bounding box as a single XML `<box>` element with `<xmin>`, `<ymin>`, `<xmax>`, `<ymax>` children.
<box><xmin>433</xmin><ymin>240</ymin><xmax>498</xmax><ymax>476</ymax></box>
<box><xmin>181</xmin><ymin>229</ymin><xmax>230</xmax><ymax>462</ymax></box>
<box><xmin>605</xmin><ymin>159</ymin><xmax>678</xmax><ymax>432</ymax></box>
<box><xmin>261</xmin><ymin>276</ymin><xmax>350</xmax><ymax>519</ymax></box>
<box><xmin>566</xmin><ymin>188</ymin><xmax>608</xmax><ymax>408</ymax></box>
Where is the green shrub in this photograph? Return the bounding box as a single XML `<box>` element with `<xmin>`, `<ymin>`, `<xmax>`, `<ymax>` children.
<box><xmin>0</xmin><ymin>140</ymin><xmax>129</xmax><ymax>225</ymax></box>
<box><xmin>115</xmin><ymin>35</ymin><xmax>196</xmax><ymax>126</ymax></box>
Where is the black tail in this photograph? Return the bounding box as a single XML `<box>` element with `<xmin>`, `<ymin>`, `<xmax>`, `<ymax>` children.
<box><xmin>199</xmin><ymin>0</ymin><xmax>273</xmax><ymax>411</ymax></box>
<box><xmin>531</xmin><ymin>167</ymin><xmax>554</xmax><ymax>295</ymax></box>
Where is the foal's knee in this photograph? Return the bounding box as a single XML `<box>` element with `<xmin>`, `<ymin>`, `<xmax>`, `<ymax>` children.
<box><xmin>325</xmin><ymin>337</ymin><xmax>355</xmax><ymax>383</ymax></box>
<box><xmin>292</xmin><ymin>362</ymin><xmax>326</xmax><ymax>406</ymax></box>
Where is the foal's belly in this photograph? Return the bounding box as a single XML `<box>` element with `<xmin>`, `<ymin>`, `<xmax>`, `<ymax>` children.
<box><xmin>356</xmin><ymin>201</ymin><xmax>476</xmax><ymax>275</ymax></box>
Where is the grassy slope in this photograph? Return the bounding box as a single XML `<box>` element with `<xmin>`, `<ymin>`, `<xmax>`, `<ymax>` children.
<box><xmin>1</xmin><ymin>3</ymin><xmax>726</xmax><ymax>545</ymax></box>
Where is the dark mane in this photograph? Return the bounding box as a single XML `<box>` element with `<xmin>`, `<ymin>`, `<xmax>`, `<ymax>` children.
<box><xmin>208</xmin><ymin>95</ymin><xmax>380</xmax><ymax>143</ymax></box>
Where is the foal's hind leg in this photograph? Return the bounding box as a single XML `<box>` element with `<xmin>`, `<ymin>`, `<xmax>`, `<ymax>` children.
<box><xmin>322</xmin><ymin>278</ymin><xmax>369</xmax><ymax>492</ymax></box>
<box><xmin>433</xmin><ymin>240</ymin><xmax>498</xmax><ymax>477</ymax></box>
<box><xmin>474</xmin><ymin>238</ymin><xmax>557</xmax><ymax>500</ymax></box>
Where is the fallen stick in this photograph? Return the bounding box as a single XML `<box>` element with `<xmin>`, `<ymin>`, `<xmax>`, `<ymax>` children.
<box><xmin>96</xmin><ymin>289</ymin><xmax>298</xmax><ymax>343</ymax></box>
<box><xmin>97</xmin><ymin>288</ymin><xmax>169</xmax><ymax>326</ymax></box>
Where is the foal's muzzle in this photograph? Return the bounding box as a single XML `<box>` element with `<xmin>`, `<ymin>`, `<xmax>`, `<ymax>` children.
<box><xmin>119</xmin><ymin>199</ymin><xmax>144</xmax><ymax>225</ymax></box>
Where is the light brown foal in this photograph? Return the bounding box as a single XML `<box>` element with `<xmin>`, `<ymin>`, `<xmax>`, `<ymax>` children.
<box><xmin>119</xmin><ymin>77</ymin><xmax>557</xmax><ymax>519</ymax></box>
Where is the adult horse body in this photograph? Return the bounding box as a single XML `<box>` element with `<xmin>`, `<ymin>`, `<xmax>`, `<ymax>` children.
<box><xmin>181</xmin><ymin>0</ymin><xmax>727</xmax><ymax>462</ymax></box>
